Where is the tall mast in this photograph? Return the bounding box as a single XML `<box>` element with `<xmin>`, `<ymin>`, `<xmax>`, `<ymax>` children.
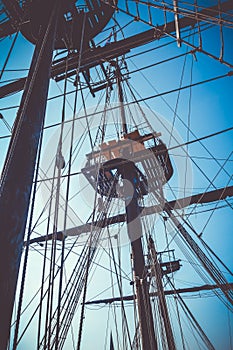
<box><xmin>0</xmin><ymin>1</ymin><xmax>60</xmax><ymax>348</ymax></box>
<box><xmin>122</xmin><ymin>162</ymin><xmax>157</xmax><ymax>350</ymax></box>
<box><xmin>114</xmin><ymin>61</ymin><xmax>157</xmax><ymax>348</ymax></box>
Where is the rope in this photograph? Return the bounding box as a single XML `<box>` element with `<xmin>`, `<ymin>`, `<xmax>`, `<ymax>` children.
<box><xmin>167</xmin><ymin>277</ymin><xmax>215</xmax><ymax>350</ymax></box>
<box><xmin>183</xmin><ymin>36</ymin><xmax>194</xmax><ymax>207</ymax></box>
<box><xmin>40</xmin><ymin>171</ymin><xmax>119</xmax><ymax>348</ymax></box>
<box><xmin>0</xmin><ymin>31</ymin><xmax>19</xmax><ymax>81</ymax></box>
<box><xmin>167</xmin><ymin>208</ymin><xmax>233</xmax><ymax>310</ymax></box>
<box><xmin>76</xmin><ymin>243</ymin><xmax>92</xmax><ymax>350</ymax></box>
<box><xmin>164</xmin><ymin>30</ymin><xmax>233</xmax><ymax>68</ymax></box>
<box><xmin>112</xmin><ymin>0</ymin><xmax>233</xmax><ymax>28</ymax></box>
<box><xmin>124</xmin><ymin>70</ymin><xmax>233</xmax><ymax>210</ymax></box>
<box><xmin>53</xmin><ymin>75</ymin><xmax>69</xmax><ymax>349</ymax></box>
<box><xmin>52</xmin><ymin>12</ymin><xmax>88</xmax><ymax>349</ymax></box>
<box><xmin>107</xmin><ymin>226</ymin><xmax>133</xmax><ymax>349</ymax></box>
<box><xmin>174</xmin><ymin>208</ymin><xmax>233</xmax><ymax>278</ymax></box>
<box><xmin>0</xmin><ymin>112</ymin><xmax>11</xmax><ymax>132</ymax></box>
<box><xmin>1</xmin><ymin>70</ymin><xmax>232</xmax><ymax>116</ymax></box>
<box><xmin>168</xmin><ymin>39</ymin><xmax>189</xmax><ymax>148</ymax></box>
<box><xmin>17</xmin><ymin>233</ymin><xmax>85</xmax><ymax>345</ymax></box>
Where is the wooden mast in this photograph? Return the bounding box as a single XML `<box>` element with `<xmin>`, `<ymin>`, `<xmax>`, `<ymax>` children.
<box><xmin>122</xmin><ymin>161</ymin><xmax>158</xmax><ymax>350</ymax></box>
<box><xmin>0</xmin><ymin>1</ymin><xmax>60</xmax><ymax>347</ymax></box>
<box><xmin>113</xmin><ymin>64</ymin><xmax>157</xmax><ymax>348</ymax></box>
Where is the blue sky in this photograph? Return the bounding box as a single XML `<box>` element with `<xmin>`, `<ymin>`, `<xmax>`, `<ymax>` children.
<box><xmin>0</xmin><ymin>2</ymin><xmax>233</xmax><ymax>349</ymax></box>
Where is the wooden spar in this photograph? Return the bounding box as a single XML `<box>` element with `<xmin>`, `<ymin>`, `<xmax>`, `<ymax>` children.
<box><xmin>1</xmin><ymin>0</ymin><xmax>233</xmax><ymax>98</ymax></box>
<box><xmin>173</xmin><ymin>0</ymin><xmax>181</xmax><ymax>47</ymax></box>
<box><xmin>115</xmin><ymin>61</ymin><xmax>128</xmax><ymax>135</ymax></box>
<box><xmin>85</xmin><ymin>283</ymin><xmax>233</xmax><ymax>305</ymax></box>
<box><xmin>0</xmin><ymin>1</ymin><xmax>59</xmax><ymax>348</ymax></box>
<box><xmin>24</xmin><ymin>185</ymin><xmax>233</xmax><ymax>245</ymax></box>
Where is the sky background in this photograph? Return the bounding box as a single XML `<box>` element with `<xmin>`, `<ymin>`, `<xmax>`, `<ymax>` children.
<box><xmin>0</xmin><ymin>1</ymin><xmax>233</xmax><ymax>349</ymax></box>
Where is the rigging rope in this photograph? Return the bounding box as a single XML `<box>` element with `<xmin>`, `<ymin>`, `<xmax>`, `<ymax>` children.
<box><xmin>1</xmin><ymin>69</ymin><xmax>232</xmax><ymax>117</ymax></box>
<box><xmin>148</xmin><ymin>236</ymin><xmax>176</xmax><ymax>350</ymax></box>
<box><xmin>167</xmin><ymin>277</ymin><xmax>215</xmax><ymax>350</ymax></box>
<box><xmin>164</xmin><ymin>30</ymin><xmax>233</xmax><ymax>68</ymax></box>
<box><xmin>162</xmin><ymin>216</ymin><xmax>186</xmax><ymax>350</ymax></box>
<box><xmin>0</xmin><ymin>2</ymin><xmax>232</xmax><ymax>348</ymax></box>
<box><xmin>0</xmin><ymin>31</ymin><xmax>19</xmax><ymax>81</ymax></box>
<box><xmin>116</xmin><ymin>0</ymin><xmax>233</xmax><ymax>27</ymax></box>
<box><xmin>37</xmin><ymin>169</ymin><xmax>121</xmax><ymax>348</ymax></box>
<box><xmin>56</xmin><ymin>10</ymin><xmax>88</xmax><ymax>348</ymax></box>
<box><xmin>107</xmin><ymin>226</ymin><xmax>133</xmax><ymax>349</ymax></box>
<box><xmin>125</xmin><ymin>67</ymin><xmax>233</xmax><ymax>210</ymax></box>
<box><xmin>42</xmin><ymin>11</ymin><xmax>87</xmax><ymax>349</ymax></box>
<box><xmin>166</xmin><ymin>208</ymin><xmax>233</xmax><ymax>310</ymax></box>
<box><xmin>168</xmin><ymin>37</ymin><xmax>189</xmax><ymax>148</ymax></box>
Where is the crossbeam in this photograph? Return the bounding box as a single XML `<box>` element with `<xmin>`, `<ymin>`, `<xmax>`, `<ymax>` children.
<box><xmin>85</xmin><ymin>282</ymin><xmax>233</xmax><ymax>305</ymax></box>
<box><xmin>25</xmin><ymin>185</ymin><xmax>233</xmax><ymax>245</ymax></box>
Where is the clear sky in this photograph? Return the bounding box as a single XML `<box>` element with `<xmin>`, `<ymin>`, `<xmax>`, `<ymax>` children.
<box><xmin>0</xmin><ymin>1</ymin><xmax>233</xmax><ymax>349</ymax></box>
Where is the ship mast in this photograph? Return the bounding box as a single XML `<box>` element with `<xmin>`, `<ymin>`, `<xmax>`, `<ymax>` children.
<box><xmin>112</xmin><ymin>62</ymin><xmax>176</xmax><ymax>349</ymax></box>
<box><xmin>113</xmin><ymin>63</ymin><xmax>158</xmax><ymax>349</ymax></box>
<box><xmin>122</xmin><ymin>161</ymin><xmax>157</xmax><ymax>350</ymax></box>
<box><xmin>0</xmin><ymin>2</ymin><xmax>60</xmax><ymax>348</ymax></box>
